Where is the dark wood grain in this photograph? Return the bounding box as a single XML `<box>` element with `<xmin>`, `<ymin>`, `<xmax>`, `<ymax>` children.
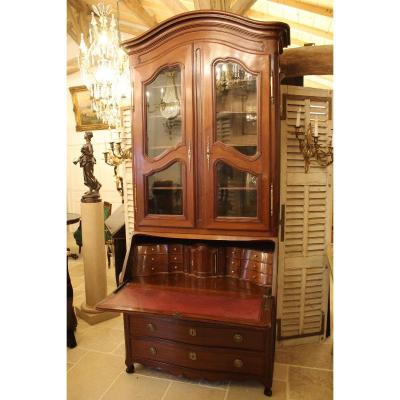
<box><xmin>101</xmin><ymin>10</ymin><xmax>290</xmax><ymax>397</ymax></box>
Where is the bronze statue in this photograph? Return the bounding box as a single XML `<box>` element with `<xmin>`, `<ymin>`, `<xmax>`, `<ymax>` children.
<box><xmin>73</xmin><ymin>131</ymin><xmax>102</xmax><ymax>201</ymax></box>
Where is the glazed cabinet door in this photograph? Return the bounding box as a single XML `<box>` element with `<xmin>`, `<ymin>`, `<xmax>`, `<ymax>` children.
<box><xmin>133</xmin><ymin>45</ymin><xmax>195</xmax><ymax>228</ymax></box>
<box><xmin>197</xmin><ymin>43</ymin><xmax>273</xmax><ymax>232</ymax></box>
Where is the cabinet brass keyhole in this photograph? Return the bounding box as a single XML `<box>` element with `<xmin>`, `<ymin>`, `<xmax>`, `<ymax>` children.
<box><xmin>189</xmin><ymin>352</ymin><xmax>197</xmax><ymax>360</ymax></box>
<box><xmin>233</xmin><ymin>358</ymin><xmax>243</xmax><ymax>368</ymax></box>
<box><xmin>149</xmin><ymin>347</ymin><xmax>157</xmax><ymax>355</ymax></box>
<box><xmin>148</xmin><ymin>323</ymin><xmax>155</xmax><ymax>332</ymax></box>
<box><xmin>189</xmin><ymin>328</ymin><xmax>197</xmax><ymax>336</ymax></box>
<box><xmin>233</xmin><ymin>333</ymin><xmax>243</xmax><ymax>343</ymax></box>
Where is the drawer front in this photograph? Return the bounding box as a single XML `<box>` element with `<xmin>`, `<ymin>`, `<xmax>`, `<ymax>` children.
<box><xmin>168</xmin><ymin>263</ymin><xmax>184</xmax><ymax>273</ymax></box>
<box><xmin>168</xmin><ymin>244</ymin><xmax>183</xmax><ymax>254</ymax></box>
<box><xmin>136</xmin><ymin>254</ymin><xmax>168</xmax><ymax>267</ymax></box>
<box><xmin>136</xmin><ymin>263</ymin><xmax>169</xmax><ymax>276</ymax></box>
<box><xmin>130</xmin><ymin>315</ymin><xmax>265</xmax><ymax>351</ymax></box>
<box><xmin>226</xmin><ymin>258</ymin><xmax>241</xmax><ymax>278</ymax></box>
<box><xmin>226</xmin><ymin>247</ymin><xmax>243</xmax><ymax>259</ymax></box>
<box><xmin>242</xmin><ymin>250</ymin><xmax>272</xmax><ymax>263</ymax></box>
<box><xmin>135</xmin><ymin>255</ymin><xmax>168</xmax><ymax>276</ymax></box>
<box><xmin>242</xmin><ymin>260</ymin><xmax>272</xmax><ymax>275</ymax></box>
<box><xmin>132</xmin><ymin>338</ymin><xmax>264</xmax><ymax>375</ymax></box>
<box><xmin>241</xmin><ymin>269</ymin><xmax>272</xmax><ymax>286</ymax></box>
<box><xmin>168</xmin><ymin>254</ymin><xmax>183</xmax><ymax>263</ymax></box>
<box><xmin>136</xmin><ymin>245</ymin><xmax>168</xmax><ymax>255</ymax></box>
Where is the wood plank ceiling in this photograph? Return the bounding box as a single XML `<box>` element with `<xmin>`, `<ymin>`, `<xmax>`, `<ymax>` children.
<box><xmin>67</xmin><ymin>0</ymin><xmax>333</xmax><ymax>89</ymax></box>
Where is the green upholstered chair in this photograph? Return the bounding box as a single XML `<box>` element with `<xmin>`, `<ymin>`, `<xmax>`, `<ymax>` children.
<box><xmin>73</xmin><ymin>201</ymin><xmax>113</xmax><ymax>267</ymax></box>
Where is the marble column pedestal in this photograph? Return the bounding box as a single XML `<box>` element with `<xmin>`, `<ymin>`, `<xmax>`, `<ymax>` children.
<box><xmin>75</xmin><ymin>199</ymin><xmax>119</xmax><ymax>325</ymax></box>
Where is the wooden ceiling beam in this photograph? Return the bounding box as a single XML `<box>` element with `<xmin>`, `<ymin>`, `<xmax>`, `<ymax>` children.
<box><xmin>67</xmin><ymin>57</ymin><xmax>80</xmax><ymax>75</ymax></box>
<box><xmin>123</xmin><ymin>0</ymin><xmax>157</xmax><ymax>28</ymax></box>
<box><xmin>163</xmin><ymin>0</ymin><xmax>189</xmax><ymax>14</ymax></box>
<box><xmin>67</xmin><ymin>0</ymin><xmax>91</xmax><ymax>45</ymax></box>
<box><xmin>230</xmin><ymin>0</ymin><xmax>257</xmax><ymax>15</ymax></box>
<box><xmin>193</xmin><ymin>0</ymin><xmax>230</xmax><ymax>10</ymax></box>
<box><xmin>267</xmin><ymin>0</ymin><xmax>333</xmax><ymax>17</ymax></box>
<box><xmin>280</xmin><ymin>45</ymin><xmax>333</xmax><ymax>78</ymax></box>
<box><xmin>248</xmin><ymin>10</ymin><xmax>333</xmax><ymax>40</ymax></box>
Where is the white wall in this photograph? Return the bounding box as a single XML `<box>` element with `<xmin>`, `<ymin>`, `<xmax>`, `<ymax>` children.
<box><xmin>66</xmin><ymin>71</ymin><xmax>123</xmax><ymax>218</ymax></box>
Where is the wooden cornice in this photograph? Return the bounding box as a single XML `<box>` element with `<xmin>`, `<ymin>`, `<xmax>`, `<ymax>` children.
<box><xmin>230</xmin><ymin>0</ymin><xmax>257</xmax><ymax>15</ymax></box>
<box><xmin>123</xmin><ymin>0</ymin><xmax>157</xmax><ymax>28</ymax></box>
<box><xmin>122</xmin><ymin>10</ymin><xmax>290</xmax><ymax>54</ymax></box>
<box><xmin>267</xmin><ymin>0</ymin><xmax>333</xmax><ymax>18</ymax></box>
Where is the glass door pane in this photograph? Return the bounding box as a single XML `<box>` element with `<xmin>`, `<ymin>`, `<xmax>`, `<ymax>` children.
<box><xmin>146</xmin><ymin>162</ymin><xmax>183</xmax><ymax>215</ymax></box>
<box><xmin>215</xmin><ymin>61</ymin><xmax>258</xmax><ymax>156</ymax></box>
<box><xmin>216</xmin><ymin>161</ymin><xmax>257</xmax><ymax>217</ymax></box>
<box><xmin>145</xmin><ymin>66</ymin><xmax>182</xmax><ymax>158</ymax></box>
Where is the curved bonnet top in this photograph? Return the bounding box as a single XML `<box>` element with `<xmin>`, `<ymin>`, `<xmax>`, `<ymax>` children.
<box><xmin>122</xmin><ymin>10</ymin><xmax>290</xmax><ymax>55</ymax></box>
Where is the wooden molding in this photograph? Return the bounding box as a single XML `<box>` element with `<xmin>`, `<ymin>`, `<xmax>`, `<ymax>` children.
<box><xmin>267</xmin><ymin>0</ymin><xmax>333</xmax><ymax>17</ymax></box>
<box><xmin>123</xmin><ymin>0</ymin><xmax>158</xmax><ymax>28</ymax></box>
<box><xmin>230</xmin><ymin>0</ymin><xmax>257</xmax><ymax>15</ymax></box>
<box><xmin>248</xmin><ymin>10</ymin><xmax>333</xmax><ymax>40</ymax></box>
<box><xmin>280</xmin><ymin>45</ymin><xmax>333</xmax><ymax>79</ymax></box>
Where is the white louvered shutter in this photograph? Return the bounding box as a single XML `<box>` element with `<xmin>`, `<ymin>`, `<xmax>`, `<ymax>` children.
<box><xmin>120</xmin><ymin>106</ymin><xmax>135</xmax><ymax>243</ymax></box>
<box><xmin>277</xmin><ymin>85</ymin><xmax>333</xmax><ymax>343</ymax></box>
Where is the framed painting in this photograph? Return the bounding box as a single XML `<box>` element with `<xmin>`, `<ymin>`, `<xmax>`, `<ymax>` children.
<box><xmin>69</xmin><ymin>85</ymin><xmax>110</xmax><ymax>131</ymax></box>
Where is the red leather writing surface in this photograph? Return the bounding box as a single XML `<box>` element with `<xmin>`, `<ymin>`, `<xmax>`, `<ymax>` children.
<box><xmin>99</xmin><ymin>282</ymin><xmax>264</xmax><ymax>324</ymax></box>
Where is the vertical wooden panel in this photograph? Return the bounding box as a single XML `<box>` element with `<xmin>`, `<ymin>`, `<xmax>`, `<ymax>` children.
<box><xmin>121</xmin><ymin>106</ymin><xmax>135</xmax><ymax>244</ymax></box>
<box><xmin>277</xmin><ymin>85</ymin><xmax>332</xmax><ymax>343</ymax></box>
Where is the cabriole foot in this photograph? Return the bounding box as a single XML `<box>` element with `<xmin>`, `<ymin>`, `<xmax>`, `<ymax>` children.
<box><xmin>264</xmin><ymin>387</ymin><xmax>272</xmax><ymax>397</ymax></box>
<box><xmin>126</xmin><ymin>364</ymin><xmax>135</xmax><ymax>374</ymax></box>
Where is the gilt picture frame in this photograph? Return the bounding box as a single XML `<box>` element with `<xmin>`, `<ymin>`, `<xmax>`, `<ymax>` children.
<box><xmin>69</xmin><ymin>85</ymin><xmax>110</xmax><ymax>131</ymax></box>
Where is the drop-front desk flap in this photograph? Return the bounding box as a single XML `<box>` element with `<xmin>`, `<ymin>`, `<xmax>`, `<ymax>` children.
<box><xmin>96</xmin><ymin>276</ymin><xmax>273</xmax><ymax>327</ymax></box>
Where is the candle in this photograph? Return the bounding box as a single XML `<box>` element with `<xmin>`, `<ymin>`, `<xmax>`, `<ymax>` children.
<box><xmin>296</xmin><ymin>107</ymin><xmax>301</xmax><ymax>127</ymax></box>
<box><xmin>314</xmin><ymin>116</ymin><xmax>319</xmax><ymax>137</ymax></box>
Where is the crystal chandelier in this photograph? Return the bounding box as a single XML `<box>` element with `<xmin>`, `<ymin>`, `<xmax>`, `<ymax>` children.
<box><xmin>78</xmin><ymin>2</ymin><xmax>129</xmax><ymax>129</ymax></box>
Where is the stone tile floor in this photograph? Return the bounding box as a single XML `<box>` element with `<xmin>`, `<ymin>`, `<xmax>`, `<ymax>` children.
<box><xmin>67</xmin><ymin>234</ymin><xmax>333</xmax><ymax>400</ymax></box>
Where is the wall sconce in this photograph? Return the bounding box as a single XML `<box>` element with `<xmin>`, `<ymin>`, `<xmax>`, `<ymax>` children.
<box><xmin>295</xmin><ymin>108</ymin><xmax>333</xmax><ymax>173</ymax></box>
<box><xmin>103</xmin><ymin>137</ymin><xmax>132</xmax><ymax>202</ymax></box>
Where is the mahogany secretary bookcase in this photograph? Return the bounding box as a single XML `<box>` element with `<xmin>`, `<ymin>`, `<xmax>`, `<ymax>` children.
<box><xmin>97</xmin><ymin>11</ymin><xmax>290</xmax><ymax>397</ymax></box>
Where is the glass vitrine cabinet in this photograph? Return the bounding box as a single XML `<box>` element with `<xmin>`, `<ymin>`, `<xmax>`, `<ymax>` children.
<box><xmin>130</xmin><ymin>16</ymin><xmax>287</xmax><ymax>237</ymax></box>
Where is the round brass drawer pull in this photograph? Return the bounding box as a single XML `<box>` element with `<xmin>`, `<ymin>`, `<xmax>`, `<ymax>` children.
<box><xmin>151</xmin><ymin>267</ymin><xmax>155</xmax><ymax>271</ymax></box>
<box><xmin>233</xmin><ymin>358</ymin><xmax>243</xmax><ymax>368</ymax></box>
<box><xmin>173</xmin><ymin>256</ymin><xmax>177</xmax><ymax>260</ymax></box>
<box><xmin>174</xmin><ymin>265</ymin><xmax>178</xmax><ymax>270</ymax></box>
<box><xmin>151</xmin><ymin>257</ymin><xmax>155</xmax><ymax>261</ymax></box>
<box><xmin>189</xmin><ymin>328</ymin><xmax>197</xmax><ymax>336</ymax></box>
<box><xmin>189</xmin><ymin>352</ymin><xmax>197</xmax><ymax>361</ymax></box>
<box><xmin>149</xmin><ymin>346</ymin><xmax>157</xmax><ymax>355</ymax></box>
<box><xmin>233</xmin><ymin>333</ymin><xmax>243</xmax><ymax>343</ymax></box>
<box><xmin>147</xmin><ymin>323</ymin><xmax>155</xmax><ymax>332</ymax></box>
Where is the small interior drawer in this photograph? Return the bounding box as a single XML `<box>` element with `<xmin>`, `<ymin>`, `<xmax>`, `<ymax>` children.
<box><xmin>136</xmin><ymin>245</ymin><xmax>168</xmax><ymax>255</ymax></box>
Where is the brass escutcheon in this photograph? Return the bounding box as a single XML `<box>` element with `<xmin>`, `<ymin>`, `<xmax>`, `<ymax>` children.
<box><xmin>147</xmin><ymin>323</ymin><xmax>155</xmax><ymax>332</ymax></box>
<box><xmin>189</xmin><ymin>352</ymin><xmax>197</xmax><ymax>361</ymax></box>
<box><xmin>233</xmin><ymin>358</ymin><xmax>243</xmax><ymax>368</ymax></box>
<box><xmin>189</xmin><ymin>328</ymin><xmax>197</xmax><ymax>337</ymax></box>
<box><xmin>149</xmin><ymin>346</ymin><xmax>157</xmax><ymax>355</ymax></box>
<box><xmin>233</xmin><ymin>333</ymin><xmax>243</xmax><ymax>343</ymax></box>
